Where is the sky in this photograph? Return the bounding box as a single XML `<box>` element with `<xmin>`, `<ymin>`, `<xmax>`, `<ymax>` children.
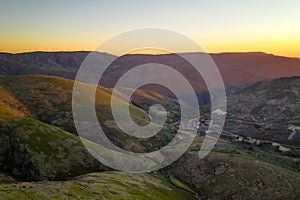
<box><xmin>1</xmin><ymin>0</ymin><xmax>300</xmax><ymax>57</ymax></box>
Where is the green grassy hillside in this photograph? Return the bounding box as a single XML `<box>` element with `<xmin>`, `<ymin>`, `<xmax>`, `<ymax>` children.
<box><xmin>0</xmin><ymin>172</ymin><xmax>196</xmax><ymax>200</ymax></box>
<box><xmin>0</xmin><ymin>75</ymin><xmax>177</xmax><ymax>181</ymax></box>
<box><xmin>0</xmin><ymin>75</ymin><xmax>148</xmax><ymax>133</ymax></box>
<box><xmin>0</xmin><ymin>117</ymin><xmax>107</xmax><ymax>181</ymax></box>
<box><xmin>0</xmin><ymin>75</ymin><xmax>180</xmax><ymax>153</ymax></box>
<box><xmin>0</xmin><ymin>75</ymin><xmax>154</xmax><ymax>152</ymax></box>
<box><xmin>0</xmin><ymin>75</ymin><xmax>153</xmax><ymax>180</ymax></box>
<box><xmin>0</xmin><ymin>75</ymin><xmax>198</xmax><ymax>198</ymax></box>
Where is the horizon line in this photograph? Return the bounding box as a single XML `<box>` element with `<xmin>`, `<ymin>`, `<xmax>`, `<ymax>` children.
<box><xmin>0</xmin><ymin>50</ymin><xmax>300</xmax><ymax>59</ymax></box>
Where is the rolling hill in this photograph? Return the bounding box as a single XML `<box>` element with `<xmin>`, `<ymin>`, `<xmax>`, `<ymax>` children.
<box><xmin>0</xmin><ymin>75</ymin><xmax>148</xmax><ymax>136</ymax></box>
<box><xmin>0</xmin><ymin>75</ymin><xmax>151</xmax><ymax>181</ymax></box>
<box><xmin>0</xmin><ymin>75</ymin><xmax>183</xmax><ymax>154</ymax></box>
<box><xmin>0</xmin><ymin>75</ymin><xmax>180</xmax><ymax>181</ymax></box>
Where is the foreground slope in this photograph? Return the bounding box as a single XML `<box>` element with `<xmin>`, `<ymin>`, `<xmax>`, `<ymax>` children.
<box><xmin>0</xmin><ymin>172</ymin><xmax>196</xmax><ymax>200</ymax></box>
<box><xmin>0</xmin><ymin>117</ymin><xmax>107</xmax><ymax>181</ymax></box>
<box><xmin>166</xmin><ymin>152</ymin><xmax>300</xmax><ymax>199</ymax></box>
<box><xmin>164</xmin><ymin>137</ymin><xmax>300</xmax><ymax>200</ymax></box>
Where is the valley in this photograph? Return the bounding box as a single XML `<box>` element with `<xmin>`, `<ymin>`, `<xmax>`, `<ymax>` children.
<box><xmin>0</xmin><ymin>52</ymin><xmax>299</xmax><ymax>199</ymax></box>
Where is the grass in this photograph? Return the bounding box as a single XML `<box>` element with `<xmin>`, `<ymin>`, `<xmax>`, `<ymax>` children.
<box><xmin>0</xmin><ymin>75</ymin><xmax>180</xmax><ymax>155</ymax></box>
<box><xmin>0</xmin><ymin>172</ymin><xmax>196</xmax><ymax>200</ymax></box>
<box><xmin>0</xmin><ymin>75</ymin><xmax>149</xmax><ymax>131</ymax></box>
<box><xmin>3</xmin><ymin>117</ymin><xmax>105</xmax><ymax>181</ymax></box>
<box><xmin>0</xmin><ymin>75</ymin><xmax>151</xmax><ymax>152</ymax></box>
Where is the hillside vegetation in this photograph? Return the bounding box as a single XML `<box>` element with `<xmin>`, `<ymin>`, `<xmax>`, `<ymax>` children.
<box><xmin>0</xmin><ymin>117</ymin><xmax>107</xmax><ymax>181</ymax></box>
<box><xmin>0</xmin><ymin>75</ymin><xmax>178</xmax><ymax>181</ymax></box>
<box><xmin>0</xmin><ymin>75</ymin><xmax>150</xmax><ymax>180</ymax></box>
<box><xmin>224</xmin><ymin>76</ymin><xmax>300</xmax><ymax>143</ymax></box>
<box><xmin>0</xmin><ymin>172</ymin><xmax>196</xmax><ymax>200</ymax></box>
<box><xmin>165</xmin><ymin>146</ymin><xmax>300</xmax><ymax>199</ymax></box>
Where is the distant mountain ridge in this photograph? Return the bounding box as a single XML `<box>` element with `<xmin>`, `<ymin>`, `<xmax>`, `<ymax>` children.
<box><xmin>0</xmin><ymin>51</ymin><xmax>115</xmax><ymax>80</ymax></box>
<box><xmin>1</xmin><ymin>51</ymin><xmax>299</xmax><ymax>90</ymax></box>
<box><xmin>0</xmin><ymin>51</ymin><xmax>116</xmax><ymax>72</ymax></box>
